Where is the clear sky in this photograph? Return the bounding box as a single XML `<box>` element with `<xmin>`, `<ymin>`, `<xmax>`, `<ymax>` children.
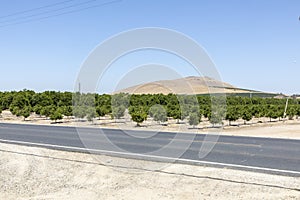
<box><xmin>0</xmin><ymin>0</ymin><xmax>299</xmax><ymax>94</ymax></box>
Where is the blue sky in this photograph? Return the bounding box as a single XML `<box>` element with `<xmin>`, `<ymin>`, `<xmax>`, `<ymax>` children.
<box><xmin>0</xmin><ymin>0</ymin><xmax>299</xmax><ymax>94</ymax></box>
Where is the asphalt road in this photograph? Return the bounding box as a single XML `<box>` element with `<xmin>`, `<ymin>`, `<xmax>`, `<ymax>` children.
<box><xmin>0</xmin><ymin>123</ymin><xmax>299</xmax><ymax>176</ymax></box>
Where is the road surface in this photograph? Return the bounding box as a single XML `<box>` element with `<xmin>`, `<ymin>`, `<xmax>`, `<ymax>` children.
<box><xmin>0</xmin><ymin>123</ymin><xmax>299</xmax><ymax>176</ymax></box>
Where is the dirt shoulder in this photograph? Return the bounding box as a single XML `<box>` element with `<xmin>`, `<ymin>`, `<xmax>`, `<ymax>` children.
<box><xmin>0</xmin><ymin>143</ymin><xmax>299</xmax><ymax>200</ymax></box>
<box><xmin>221</xmin><ymin>122</ymin><xmax>300</xmax><ymax>140</ymax></box>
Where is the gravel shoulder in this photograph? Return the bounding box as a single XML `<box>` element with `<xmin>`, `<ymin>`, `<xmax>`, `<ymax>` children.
<box><xmin>0</xmin><ymin>143</ymin><xmax>299</xmax><ymax>200</ymax></box>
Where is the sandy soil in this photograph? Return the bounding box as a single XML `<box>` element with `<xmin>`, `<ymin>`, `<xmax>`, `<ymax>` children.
<box><xmin>0</xmin><ymin>143</ymin><xmax>299</xmax><ymax>200</ymax></box>
<box><xmin>1</xmin><ymin>110</ymin><xmax>300</xmax><ymax>140</ymax></box>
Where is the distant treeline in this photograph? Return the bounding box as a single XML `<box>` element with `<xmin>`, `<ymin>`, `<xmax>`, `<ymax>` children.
<box><xmin>0</xmin><ymin>90</ymin><xmax>299</xmax><ymax>126</ymax></box>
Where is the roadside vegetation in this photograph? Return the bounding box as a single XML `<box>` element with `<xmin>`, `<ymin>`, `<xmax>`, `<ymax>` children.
<box><xmin>0</xmin><ymin>90</ymin><xmax>299</xmax><ymax>128</ymax></box>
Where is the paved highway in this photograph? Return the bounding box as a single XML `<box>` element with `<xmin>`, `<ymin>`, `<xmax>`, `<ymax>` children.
<box><xmin>0</xmin><ymin>123</ymin><xmax>299</xmax><ymax>176</ymax></box>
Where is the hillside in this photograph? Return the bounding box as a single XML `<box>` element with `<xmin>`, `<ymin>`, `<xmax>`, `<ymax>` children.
<box><xmin>114</xmin><ymin>76</ymin><xmax>268</xmax><ymax>95</ymax></box>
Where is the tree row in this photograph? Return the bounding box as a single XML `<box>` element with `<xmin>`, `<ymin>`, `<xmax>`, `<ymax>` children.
<box><xmin>0</xmin><ymin>90</ymin><xmax>299</xmax><ymax>127</ymax></box>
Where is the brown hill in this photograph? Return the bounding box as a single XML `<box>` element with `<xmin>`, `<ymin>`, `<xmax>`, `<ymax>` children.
<box><xmin>114</xmin><ymin>76</ymin><xmax>260</xmax><ymax>95</ymax></box>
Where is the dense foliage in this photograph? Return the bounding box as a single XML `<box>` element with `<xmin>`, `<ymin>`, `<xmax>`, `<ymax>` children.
<box><xmin>0</xmin><ymin>90</ymin><xmax>299</xmax><ymax>126</ymax></box>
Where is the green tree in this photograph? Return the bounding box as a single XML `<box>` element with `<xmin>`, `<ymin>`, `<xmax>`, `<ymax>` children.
<box><xmin>112</xmin><ymin>93</ymin><xmax>129</xmax><ymax>107</ymax></box>
<box><xmin>286</xmin><ymin>106</ymin><xmax>296</xmax><ymax>120</ymax></box>
<box><xmin>33</xmin><ymin>105</ymin><xmax>43</xmax><ymax>116</ymax></box>
<box><xmin>2</xmin><ymin>92</ymin><xmax>14</xmax><ymax>110</ymax></box>
<box><xmin>167</xmin><ymin>103</ymin><xmax>189</xmax><ymax>123</ymax></box>
<box><xmin>111</xmin><ymin>105</ymin><xmax>126</xmax><ymax>120</ymax></box>
<box><xmin>73</xmin><ymin>106</ymin><xmax>87</xmax><ymax>120</ymax></box>
<box><xmin>21</xmin><ymin>106</ymin><xmax>31</xmax><ymax>121</ymax></box>
<box><xmin>189</xmin><ymin>112</ymin><xmax>201</xmax><ymax>128</ymax></box>
<box><xmin>241</xmin><ymin>106</ymin><xmax>252</xmax><ymax>125</ymax></box>
<box><xmin>179</xmin><ymin>105</ymin><xmax>190</xmax><ymax>121</ymax></box>
<box><xmin>50</xmin><ymin>109</ymin><xmax>63</xmax><ymax>123</ymax></box>
<box><xmin>209</xmin><ymin>113</ymin><xmax>223</xmax><ymax>127</ymax></box>
<box><xmin>149</xmin><ymin>105</ymin><xmax>168</xmax><ymax>124</ymax></box>
<box><xmin>96</xmin><ymin>105</ymin><xmax>111</xmax><ymax>118</ymax></box>
<box><xmin>11</xmin><ymin>106</ymin><xmax>21</xmax><ymax>117</ymax></box>
<box><xmin>10</xmin><ymin>93</ymin><xmax>30</xmax><ymax>109</ymax></box>
<box><xmin>40</xmin><ymin>105</ymin><xmax>56</xmax><ymax>119</ymax></box>
<box><xmin>265</xmin><ymin>105</ymin><xmax>278</xmax><ymax>122</ymax></box>
<box><xmin>167</xmin><ymin>103</ymin><xmax>179</xmax><ymax>119</ymax></box>
<box><xmin>295</xmin><ymin>105</ymin><xmax>300</xmax><ymax>119</ymax></box>
<box><xmin>201</xmin><ymin>105</ymin><xmax>211</xmax><ymax>118</ymax></box>
<box><xmin>277</xmin><ymin>105</ymin><xmax>285</xmax><ymax>121</ymax></box>
<box><xmin>129</xmin><ymin>106</ymin><xmax>147</xmax><ymax>126</ymax></box>
<box><xmin>61</xmin><ymin>106</ymin><xmax>73</xmax><ymax>118</ymax></box>
<box><xmin>251</xmin><ymin>105</ymin><xmax>264</xmax><ymax>120</ymax></box>
<box><xmin>225</xmin><ymin>106</ymin><xmax>239</xmax><ymax>126</ymax></box>
<box><xmin>86</xmin><ymin>107</ymin><xmax>97</xmax><ymax>124</ymax></box>
<box><xmin>110</xmin><ymin>93</ymin><xmax>128</xmax><ymax>121</ymax></box>
<box><xmin>208</xmin><ymin>106</ymin><xmax>225</xmax><ymax>127</ymax></box>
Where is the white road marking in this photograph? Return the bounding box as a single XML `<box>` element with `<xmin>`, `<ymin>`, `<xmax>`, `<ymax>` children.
<box><xmin>0</xmin><ymin>138</ymin><xmax>299</xmax><ymax>175</ymax></box>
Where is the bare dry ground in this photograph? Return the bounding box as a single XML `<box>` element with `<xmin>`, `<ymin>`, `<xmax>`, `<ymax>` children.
<box><xmin>0</xmin><ymin>143</ymin><xmax>299</xmax><ymax>200</ymax></box>
<box><xmin>114</xmin><ymin>76</ymin><xmax>258</xmax><ymax>95</ymax></box>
